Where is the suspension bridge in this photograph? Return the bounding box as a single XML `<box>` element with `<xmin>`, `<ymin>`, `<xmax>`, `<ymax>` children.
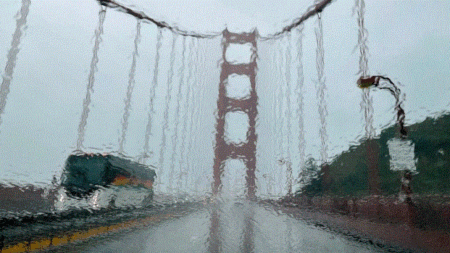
<box><xmin>1</xmin><ymin>0</ymin><xmax>450</xmax><ymax>252</ymax></box>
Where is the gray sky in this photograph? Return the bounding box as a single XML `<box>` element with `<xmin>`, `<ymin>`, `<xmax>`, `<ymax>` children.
<box><xmin>0</xmin><ymin>0</ymin><xmax>449</xmax><ymax>197</ymax></box>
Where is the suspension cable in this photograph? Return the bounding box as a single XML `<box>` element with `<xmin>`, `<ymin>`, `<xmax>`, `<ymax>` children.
<box><xmin>178</xmin><ymin>37</ymin><xmax>196</xmax><ymax>191</ymax></box>
<box><xmin>76</xmin><ymin>6</ymin><xmax>107</xmax><ymax>150</ymax></box>
<box><xmin>355</xmin><ymin>0</ymin><xmax>375</xmax><ymax>139</ymax></box>
<box><xmin>315</xmin><ymin>14</ymin><xmax>328</xmax><ymax>165</ymax></box>
<box><xmin>142</xmin><ymin>28</ymin><xmax>163</xmax><ymax>163</ymax></box>
<box><xmin>169</xmin><ymin>36</ymin><xmax>187</xmax><ymax>193</ymax></box>
<box><xmin>0</xmin><ymin>0</ymin><xmax>31</xmax><ymax>130</ymax></box>
<box><xmin>118</xmin><ymin>20</ymin><xmax>141</xmax><ymax>154</ymax></box>
<box><xmin>98</xmin><ymin>0</ymin><xmax>335</xmax><ymax>40</ymax></box>
<box><xmin>158</xmin><ymin>33</ymin><xmax>178</xmax><ymax>186</ymax></box>
<box><xmin>285</xmin><ymin>33</ymin><xmax>293</xmax><ymax>195</ymax></box>
<box><xmin>295</xmin><ymin>25</ymin><xmax>306</xmax><ymax>185</ymax></box>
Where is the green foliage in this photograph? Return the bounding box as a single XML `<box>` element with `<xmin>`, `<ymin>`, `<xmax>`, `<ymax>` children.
<box><xmin>298</xmin><ymin>113</ymin><xmax>450</xmax><ymax>197</ymax></box>
<box><xmin>296</xmin><ymin>158</ymin><xmax>323</xmax><ymax>196</ymax></box>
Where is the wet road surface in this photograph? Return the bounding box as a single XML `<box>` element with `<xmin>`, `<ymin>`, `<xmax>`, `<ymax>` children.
<box><xmin>56</xmin><ymin>200</ymin><xmax>381</xmax><ymax>253</ymax></box>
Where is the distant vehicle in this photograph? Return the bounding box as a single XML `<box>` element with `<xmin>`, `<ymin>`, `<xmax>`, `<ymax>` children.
<box><xmin>55</xmin><ymin>153</ymin><xmax>156</xmax><ymax>211</ymax></box>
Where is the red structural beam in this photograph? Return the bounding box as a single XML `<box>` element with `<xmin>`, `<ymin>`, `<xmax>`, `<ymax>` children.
<box><xmin>213</xmin><ymin>30</ymin><xmax>258</xmax><ymax>199</ymax></box>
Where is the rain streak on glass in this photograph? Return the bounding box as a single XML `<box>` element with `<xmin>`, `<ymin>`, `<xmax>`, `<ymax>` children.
<box><xmin>1</xmin><ymin>0</ymin><xmax>450</xmax><ymax>252</ymax></box>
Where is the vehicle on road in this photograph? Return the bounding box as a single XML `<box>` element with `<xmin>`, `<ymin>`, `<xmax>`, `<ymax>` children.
<box><xmin>55</xmin><ymin>153</ymin><xmax>156</xmax><ymax>211</ymax></box>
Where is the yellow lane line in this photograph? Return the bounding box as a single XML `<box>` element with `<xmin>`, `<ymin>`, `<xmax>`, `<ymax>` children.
<box><xmin>1</xmin><ymin>212</ymin><xmax>175</xmax><ymax>253</ymax></box>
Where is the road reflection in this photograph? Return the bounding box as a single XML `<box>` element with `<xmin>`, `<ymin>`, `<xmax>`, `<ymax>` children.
<box><xmin>72</xmin><ymin>200</ymin><xmax>378</xmax><ymax>253</ymax></box>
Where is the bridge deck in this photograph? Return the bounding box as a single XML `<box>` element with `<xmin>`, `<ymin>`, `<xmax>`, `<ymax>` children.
<box><xmin>2</xmin><ymin>196</ymin><xmax>449</xmax><ymax>252</ymax></box>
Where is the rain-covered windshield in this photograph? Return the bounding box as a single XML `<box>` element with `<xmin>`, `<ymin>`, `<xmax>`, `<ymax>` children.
<box><xmin>1</xmin><ymin>0</ymin><xmax>449</xmax><ymax>252</ymax></box>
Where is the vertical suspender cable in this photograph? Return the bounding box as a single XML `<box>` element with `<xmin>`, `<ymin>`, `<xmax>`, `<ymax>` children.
<box><xmin>284</xmin><ymin>33</ymin><xmax>293</xmax><ymax>195</ymax></box>
<box><xmin>179</xmin><ymin>37</ymin><xmax>195</xmax><ymax>192</ymax></box>
<box><xmin>0</xmin><ymin>0</ymin><xmax>31</xmax><ymax>130</ymax></box>
<box><xmin>355</xmin><ymin>0</ymin><xmax>374</xmax><ymax>138</ymax></box>
<box><xmin>158</xmin><ymin>33</ymin><xmax>178</xmax><ymax>188</ymax></box>
<box><xmin>142</xmin><ymin>28</ymin><xmax>163</xmax><ymax>163</ymax></box>
<box><xmin>169</xmin><ymin>36</ymin><xmax>186</xmax><ymax>193</ymax></box>
<box><xmin>269</xmin><ymin>45</ymin><xmax>278</xmax><ymax>196</ymax></box>
<box><xmin>186</xmin><ymin>39</ymin><xmax>200</xmax><ymax>194</ymax></box>
<box><xmin>76</xmin><ymin>6</ymin><xmax>106</xmax><ymax>150</ymax></box>
<box><xmin>192</xmin><ymin>39</ymin><xmax>208</xmax><ymax>193</ymax></box>
<box><xmin>295</xmin><ymin>25</ymin><xmax>306</xmax><ymax>186</ymax></box>
<box><xmin>276</xmin><ymin>40</ymin><xmax>285</xmax><ymax>195</ymax></box>
<box><xmin>118</xmin><ymin>20</ymin><xmax>141</xmax><ymax>154</ymax></box>
<box><xmin>355</xmin><ymin>0</ymin><xmax>381</xmax><ymax>195</ymax></box>
<box><xmin>315</xmin><ymin>14</ymin><xmax>328</xmax><ymax>165</ymax></box>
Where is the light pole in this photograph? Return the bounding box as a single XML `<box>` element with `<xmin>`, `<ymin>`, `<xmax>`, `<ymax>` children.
<box><xmin>357</xmin><ymin>75</ymin><xmax>413</xmax><ymax>204</ymax></box>
<box><xmin>358</xmin><ymin>76</ymin><xmax>407</xmax><ymax>136</ymax></box>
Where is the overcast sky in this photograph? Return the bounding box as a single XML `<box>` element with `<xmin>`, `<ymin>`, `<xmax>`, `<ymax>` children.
<box><xmin>0</xmin><ymin>0</ymin><xmax>449</xmax><ymax>197</ymax></box>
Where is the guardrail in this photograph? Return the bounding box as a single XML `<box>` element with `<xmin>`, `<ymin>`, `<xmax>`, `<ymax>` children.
<box><xmin>270</xmin><ymin>195</ymin><xmax>450</xmax><ymax>252</ymax></box>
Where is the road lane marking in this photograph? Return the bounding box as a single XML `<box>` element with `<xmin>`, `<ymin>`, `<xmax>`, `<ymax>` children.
<box><xmin>1</xmin><ymin>212</ymin><xmax>177</xmax><ymax>253</ymax></box>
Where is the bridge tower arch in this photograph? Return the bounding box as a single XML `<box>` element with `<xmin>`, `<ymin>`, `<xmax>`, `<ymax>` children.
<box><xmin>213</xmin><ymin>29</ymin><xmax>258</xmax><ymax>200</ymax></box>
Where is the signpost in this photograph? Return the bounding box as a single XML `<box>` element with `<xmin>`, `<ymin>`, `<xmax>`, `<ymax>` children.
<box><xmin>387</xmin><ymin>138</ymin><xmax>417</xmax><ymax>173</ymax></box>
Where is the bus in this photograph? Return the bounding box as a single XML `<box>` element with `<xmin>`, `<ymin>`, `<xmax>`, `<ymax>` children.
<box><xmin>55</xmin><ymin>153</ymin><xmax>156</xmax><ymax>211</ymax></box>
